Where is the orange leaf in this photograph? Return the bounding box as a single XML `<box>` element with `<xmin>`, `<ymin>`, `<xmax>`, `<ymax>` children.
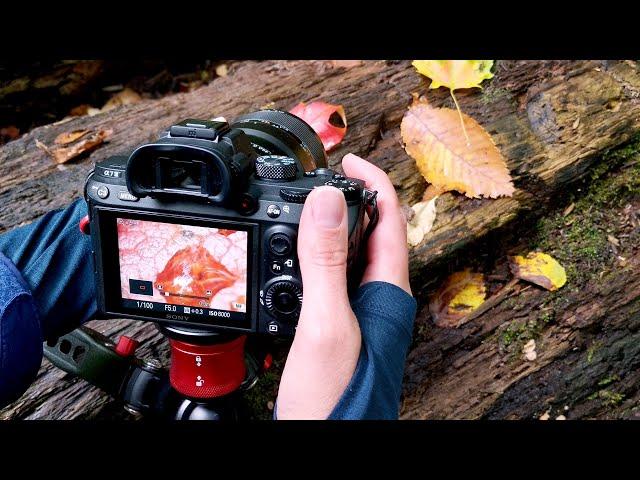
<box><xmin>289</xmin><ymin>101</ymin><xmax>346</xmax><ymax>151</ymax></box>
<box><xmin>102</xmin><ymin>87</ymin><xmax>142</xmax><ymax>111</ymax></box>
<box><xmin>401</xmin><ymin>98</ymin><xmax>514</xmax><ymax>198</ymax></box>
<box><xmin>55</xmin><ymin>129</ymin><xmax>90</xmax><ymax>145</ymax></box>
<box><xmin>37</xmin><ymin>129</ymin><xmax>112</xmax><ymax>164</ymax></box>
<box><xmin>429</xmin><ymin>269</ymin><xmax>486</xmax><ymax>328</ymax></box>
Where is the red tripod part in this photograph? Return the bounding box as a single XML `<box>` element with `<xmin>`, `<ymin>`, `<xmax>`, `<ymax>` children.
<box><xmin>168</xmin><ymin>335</ymin><xmax>247</xmax><ymax>399</ymax></box>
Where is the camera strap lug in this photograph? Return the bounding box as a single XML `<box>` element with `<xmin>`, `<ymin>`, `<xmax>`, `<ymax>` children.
<box><xmin>363</xmin><ymin>188</ymin><xmax>379</xmax><ymax>244</ymax></box>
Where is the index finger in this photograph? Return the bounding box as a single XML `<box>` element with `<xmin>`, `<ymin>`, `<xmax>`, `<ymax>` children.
<box><xmin>342</xmin><ymin>153</ymin><xmax>411</xmax><ymax>295</ymax></box>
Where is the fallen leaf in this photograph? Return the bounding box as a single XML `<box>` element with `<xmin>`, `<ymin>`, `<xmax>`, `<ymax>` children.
<box><xmin>572</xmin><ymin>117</ymin><xmax>580</xmax><ymax>129</ymax></box>
<box><xmin>0</xmin><ymin>125</ymin><xmax>20</xmax><ymax>142</ymax></box>
<box><xmin>102</xmin><ymin>87</ymin><xmax>142</xmax><ymax>112</ymax></box>
<box><xmin>55</xmin><ymin>129</ymin><xmax>90</xmax><ymax>145</ymax></box>
<box><xmin>407</xmin><ymin>196</ymin><xmax>438</xmax><ymax>246</ymax></box>
<box><xmin>607</xmin><ymin>235</ymin><xmax>620</xmax><ymax>247</ymax></box>
<box><xmin>36</xmin><ymin>129</ymin><xmax>113</xmax><ymax>164</ymax></box>
<box><xmin>510</xmin><ymin>252</ymin><xmax>567</xmax><ymax>291</ymax></box>
<box><xmin>563</xmin><ymin>203</ymin><xmax>575</xmax><ymax>216</ymax></box>
<box><xmin>429</xmin><ymin>269</ymin><xmax>486</xmax><ymax>328</ymax></box>
<box><xmin>523</xmin><ymin>339</ymin><xmax>537</xmax><ymax>361</ymax></box>
<box><xmin>401</xmin><ymin>97</ymin><xmax>515</xmax><ymax>198</ymax></box>
<box><xmin>69</xmin><ymin>104</ymin><xmax>92</xmax><ymax>116</ymax></box>
<box><xmin>215</xmin><ymin>64</ymin><xmax>228</xmax><ymax>77</ymax></box>
<box><xmin>290</xmin><ymin>101</ymin><xmax>347</xmax><ymax>151</ymax></box>
<box><xmin>539</xmin><ymin>411</ymin><xmax>550</xmax><ymax>420</ymax></box>
<box><xmin>412</xmin><ymin>60</ymin><xmax>494</xmax><ymax>91</ymax></box>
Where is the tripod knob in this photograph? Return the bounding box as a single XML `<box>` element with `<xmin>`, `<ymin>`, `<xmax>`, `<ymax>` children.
<box><xmin>168</xmin><ymin>335</ymin><xmax>247</xmax><ymax>399</ymax></box>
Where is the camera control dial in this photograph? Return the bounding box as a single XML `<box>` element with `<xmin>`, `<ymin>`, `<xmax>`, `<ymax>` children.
<box><xmin>264</xmin><ymin>278</ymin><xmax>303</xmax><ymax>320</ymax></box>
<box><xmin>255</xmin><ymin>155</ymin><xmax>298</xmax><ymax>181</ymax></box>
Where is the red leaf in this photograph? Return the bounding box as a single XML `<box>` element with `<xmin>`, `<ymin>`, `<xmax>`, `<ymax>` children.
<box><xmin>289</xmin><ymin>101</ymin><xmax>347</xmax><ymax>151</ymax></box>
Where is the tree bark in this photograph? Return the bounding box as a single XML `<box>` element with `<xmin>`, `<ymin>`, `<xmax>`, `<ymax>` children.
<box><xmin>1</xmin><ymin>60</ymin><xmax>639</xmax><ymax>419</ymax></box>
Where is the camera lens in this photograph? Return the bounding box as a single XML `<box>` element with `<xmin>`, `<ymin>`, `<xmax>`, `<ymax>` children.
<box><xmin>231</xmin><ymin>110</ymin><xmax>327</xmax><ymax>172</ymax></box>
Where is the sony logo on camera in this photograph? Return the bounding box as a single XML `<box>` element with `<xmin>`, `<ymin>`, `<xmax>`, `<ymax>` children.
<box><xmin>84</xmin><ymin>110</ymin><xmax>377</xmax><ymax>338</ymax></box>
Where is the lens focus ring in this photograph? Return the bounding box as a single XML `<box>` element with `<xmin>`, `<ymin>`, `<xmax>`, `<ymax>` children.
<box><xmin>231</xmin><ymin>110</ymin><xmax>327</xmax><ymax>171</ymax></box>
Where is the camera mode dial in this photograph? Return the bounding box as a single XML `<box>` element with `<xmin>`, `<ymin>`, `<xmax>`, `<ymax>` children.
<box><xmin>255</xmin><ymin>155</ymin><xmax>298</xmax><ymax>181</ymax></box>
<box><xmin>323</xmin><ymin>178</ymin><xmax>362</xmax><ymax>202</ymax></box>
<box><xmin>264</xmin><ymin>278</ymin><xmax>303</xmax><ymax>320</ymax></box>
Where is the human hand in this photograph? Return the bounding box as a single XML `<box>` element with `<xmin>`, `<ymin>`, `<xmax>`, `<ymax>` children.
<box><xmin>275</xmin><ymin>153</ymin><xmax>411</xmax><ymax>419</ymax></box>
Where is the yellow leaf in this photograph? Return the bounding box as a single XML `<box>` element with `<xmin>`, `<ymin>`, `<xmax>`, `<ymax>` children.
<box><xmin>401</xmin><ymin>98</ymin><xmax>515</xmax><ymax>198</ymax></box>
<box><xmin>429</xmin><ymin>269</ymin><xmax>486</xmax><ymax>328</ymax></box>
<box><xmin>407</xmin><ymin>196</ymin><xmax>438</xmax><ymax>247</ymax></box>
<box><xmin>509</xmin><ymin>252</ymin><xmax>567</xmax><ymax>291</ymax></box>
<box><xmin>412</xmin><ymin>60</ymin><xmax>494</xmax><ymax>91</ymax></box>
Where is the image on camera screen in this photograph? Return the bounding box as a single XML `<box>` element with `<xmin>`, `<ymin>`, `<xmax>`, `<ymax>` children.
<box><xmin>117</xmin><ymin>218</ymin><xmax>247</xmax><ymax>313</ymax></box>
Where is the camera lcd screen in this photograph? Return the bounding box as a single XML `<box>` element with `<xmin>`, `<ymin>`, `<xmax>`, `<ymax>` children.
<box><xmin>115</xmin><ymin>217</ymin><xmax>249</xmax><ymax>323</ymax></box>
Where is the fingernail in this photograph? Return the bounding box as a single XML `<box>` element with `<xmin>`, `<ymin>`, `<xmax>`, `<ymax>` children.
<box><xmin>311</xmin><ymin>187</ymin><xmax>345</xmax><ymax>228</ymax></box>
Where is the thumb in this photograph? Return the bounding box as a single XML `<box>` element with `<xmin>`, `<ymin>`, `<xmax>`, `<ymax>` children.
<box><xmin>297</xmin><ymin>186</ymin><xmax>350</xmax><ymax>310</ymax></box>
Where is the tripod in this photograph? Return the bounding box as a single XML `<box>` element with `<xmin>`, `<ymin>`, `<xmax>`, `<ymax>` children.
<box><xmin>44</xmin><ymin>323</ymin><xmax>273</xmax><ymax>420</ymax></box>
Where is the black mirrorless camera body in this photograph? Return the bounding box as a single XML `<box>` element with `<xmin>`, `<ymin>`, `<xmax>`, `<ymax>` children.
<box><xmin>85</xmin><ymin>110</ymin><xmax>377</xmax><ymax>337</ymax></box>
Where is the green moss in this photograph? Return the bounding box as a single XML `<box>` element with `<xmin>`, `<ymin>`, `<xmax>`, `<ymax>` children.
<box><xmin>529</xmin><ymin>135</ymin><xmax>640</xmax><ymax>285</ymax></box>
<box><xmin>588</xmin><ymin>389</ymin><xmax>625</xmax><ymax>407</ymax></box>
<box><xmin>598</xmin><ymin>374</ymin><xmax>620</xmax><ymax>387</ymax></box>
<box><xmin>243</xmin><ymin>369</ymin><xmax>280</xmax><ymax>420</ymax></box>
<box><xmin>586</xmin><ymin>340</ymin><xmax>604</xmax><ymax>363</ymax></box>
<box><xmin>500</xmin><ymin>317</ymin><xmax>543</xmax><ymax>349</ymax></box>
<box><xmin>481</xmin><ymin>86</ymin><xmax>512</xmax><ymax>105</ymax></box>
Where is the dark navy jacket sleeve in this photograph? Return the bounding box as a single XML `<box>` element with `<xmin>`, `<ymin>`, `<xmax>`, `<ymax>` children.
<box><xmin>274</xmin><ymin>281</ymin><xmax>417</xmax><ymax>420</ymax></box>
<box><xmin>327</xmin><ymin>281</ymin><xmax>417</xmax><ymax>419</ymax></box>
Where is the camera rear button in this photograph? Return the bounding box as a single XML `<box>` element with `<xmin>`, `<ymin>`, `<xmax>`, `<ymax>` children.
<box><xmin>118</xmin><ymin>191</ymin><xmax>139</xmax><ymax>202</ymax></box>
<box><xmin>96</xmin><ymin>186</ymin><xmax>109</xmax><ymax>199</ymax></box>
<box><xmin>270</xmin><ymin>261</ymin><xmax>284</xmax><ymax>274</ymax></box>
<box><xmin>269</xmin><ymin>233</ymin><xmax>292</xmax><ymax>256</ymax></box>
<box><xmin>267</xmin><ymin>204</ymin><xmax>281</xmax><ymax>218</ymax></box>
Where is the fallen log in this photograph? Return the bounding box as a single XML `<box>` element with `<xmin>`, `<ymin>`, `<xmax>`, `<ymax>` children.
<box><xmin>1</xmin><ymin>60</ymin><xmax>639</xmax><ymax>419</ymax></box>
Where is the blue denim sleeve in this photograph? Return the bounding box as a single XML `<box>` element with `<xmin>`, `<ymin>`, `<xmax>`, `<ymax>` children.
<box><xmin>0</xmin><ymin>198</ymin><xmax>96</xmax><ymax>406</ymax></box>
<box><xmin>327</xmin><ymin>281</ymin><xmax>416</xmax><ymax>419</ymax></box>
<box><xmin>0</xmin><ymin>253</ymin><xmax>43</xmax><ymax>406</ymax></box>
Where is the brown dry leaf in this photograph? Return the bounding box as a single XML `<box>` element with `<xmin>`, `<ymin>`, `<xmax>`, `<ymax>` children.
<box><xmin>102</xmin><ymin>88</ymin><xmax>142</xmax><ymax>111</ymax></box>
<box><xmin>607</xmin><ymin>235</ymin><xmax>620</xmax><ymax>247</ymax></box>
<box><xmin>215</xmin><ymin>64</ymin><xmax>229</xmax><ymax>77</ymax></box>
<box><xmin>429</xmin><ymin>269</ymin><xmax>487</xmax><ymax>328</ymax></box>
<box><xmin>563</xmin><ymin>203</ymin><xmax>575</xmax><ymax>216</ymax></box>
<box><xmin>36</xmin><ymin>129</ymin><xmax>112</xmax><ymax>164</ymax></box>
<box><xmin>401</xmin><ymin>97</ymin><xmax>515</xmax><ymax>198</ymax></box>
<box><xmin>0</xmin><ymin>125</ymin><xmax>20</xmax><ymax>142</ymax></box>
<box><xmin>55</xmin><ymin>129</ymin><xmax>90</xmax><ymax>145</ymax></box>
<box><xmin>509</xmin><ymin>252</ymin><xmax>567</xmax><ymax>291</ymax></box>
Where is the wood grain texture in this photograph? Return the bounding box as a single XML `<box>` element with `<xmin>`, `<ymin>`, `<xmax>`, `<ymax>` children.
<box><xmin>1</xmin><ymin>60</ymin><xmax>639</xmax><ymax>419</ymax></box>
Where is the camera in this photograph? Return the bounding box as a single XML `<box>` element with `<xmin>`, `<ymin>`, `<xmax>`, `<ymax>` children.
<box><xmin>84</xmin><ymin>110</ymin><xmax>377</xmax><ymax>337</ymax></box>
